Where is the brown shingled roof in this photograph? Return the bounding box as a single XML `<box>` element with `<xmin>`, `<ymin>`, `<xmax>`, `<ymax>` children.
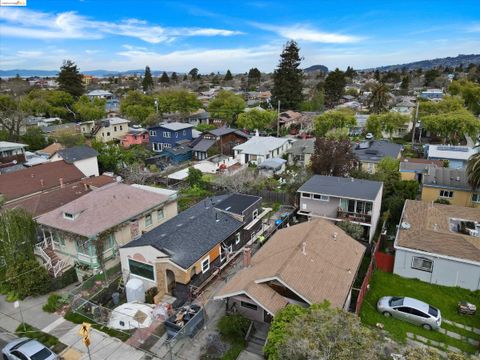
<box><xmin>0</xmin><ymin>161</ymin><xmax>85</xmax><ymax>201</ymax></box>
<box><xmin>396</xmin><ymin>200</ymin><xmax>480</xmax><ymax>262</ymax></box>
<box><xmin>215</xmin><ymin>219</ymin><xmax>365</xmax><ymax>313</ymax></box>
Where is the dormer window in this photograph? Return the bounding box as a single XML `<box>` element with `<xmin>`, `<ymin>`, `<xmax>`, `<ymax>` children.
<box><xmin>63</xmin><ymin>212</ymin><xmax>75</xmax><ymax>220</ymax></box>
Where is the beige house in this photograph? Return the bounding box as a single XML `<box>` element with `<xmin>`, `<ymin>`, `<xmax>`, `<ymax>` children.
<box><xmin>36</xmin><ymin>183</ymin><xmax>178</xmax><ymax>277</ymax></box>
<box><xmin>80</xmin><ymin>117</ymin><xmax>130</xmax><ymax>142</ymax></box>
<box><xmin>214</xmin><ymin>219</ymin><xmax>365</xmax><ymax>323</ymax></box>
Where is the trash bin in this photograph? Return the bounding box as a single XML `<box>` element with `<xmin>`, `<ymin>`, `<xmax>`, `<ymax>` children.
<box><xmin>112</xmin><ymin>292</ymin><xmax>120</xmax><ymax>306</ymax></box>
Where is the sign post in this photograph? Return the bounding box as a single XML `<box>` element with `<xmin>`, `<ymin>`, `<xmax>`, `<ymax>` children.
<box><xmin>13</xmin><ymin>301</ymin><xmax>26</xmax><ymax>332</ymax></box>
<box><xmin>78</xmin><ymin>322</ymin><xmax>92</xmax><ymax>360</ymax></box>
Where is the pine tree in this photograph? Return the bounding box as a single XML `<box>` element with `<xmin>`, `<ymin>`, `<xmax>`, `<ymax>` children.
<box><xmin>400</xmin><ymin>75</ymin><xmax>410</xmax><ymax>94</ymax></box>
<box><xmin>323</xmin><ymin>68</ymin><xmax>346</xmax><ymax>108</ymax></box>
<box><xmin>189</xmin><ymin>68</ymin><xmax>199</xmax><ymax>80</ymax></box>
<box><xmin>345</xmin><ymin>66</ymin><xmax>357</xmax><ymax>78</ymax></box>
<box><xmin>57</xmin><ymin>60</ymin><xmax>84</xmax><ymax>98</ymax></box>
<box><xmin>142</xmin><ymin>66</ymin><xmax>154</xmax><ymax>92</ymax></box>
<box><xmin>183</xmin><ymin>74</ymin><xmax>188</xmax><ymax>81</ymax></box>
<box><xmin>224</xmin><ymin>70</ymin><xmax>233</xmax><ymax>81</ymax></box>
<box><xmin>171</xmin><ymin>72</ymin><xmax>178</xmax><ymax>82</ymax></box>
<box><xmin>247</xmin><ymin>68</ymin><xmax>261</xmax><ymax>89</ymax></box>
<box><xmin>368</xmin><ymin>82</ymin><xmax>390</xmax><ymax>114</ymax></box>
<box><xmin>271</xmin><ymin>41</ymin><xmax>304</xmax><ymax>110</ymax></box>
<box><xmin>160</xmin><ymin>71</ymin><xmax>170</xmax><ymax>84</ymax></box>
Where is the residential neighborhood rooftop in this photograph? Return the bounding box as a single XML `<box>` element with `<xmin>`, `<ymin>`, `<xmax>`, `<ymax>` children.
<box><xmin>286</xmin><ymin>139</ymin><xmax>315</xmax><ymax>155</ymax></box>
<box><xmin>395</xmin><ymin>200</ymin><xmax>480</xmax><ymax>263</ymax></box>
<box><xmin>157</xmin><ymin>122</ymin><xmax>193</xmax><ymax>131</ymax></box>
<box><xmin>215</xmin><ymin>219</ymin><xmax>365</xmax><ymax>312</ymax></box>
<box><xmin>427</xmin><ymin>145</ymin><xmax>478</xmax><ymax>161</ymax></box>
<box><xmin>53</xmin><ymin>145</ymin><xmax>99</xmax><ymax>163</ymax></box>
<box><xmin>353</xmin><ymin>140</ymin><xmax>403</xmax><ymax>163</ymax></box>
<box><xmin>0</xmin><ymin>141</ymin><xmax>27</xmax><ymax>152</ymax></box>
<box><xmin>298</xmin><ymin>175</ymin><xmax>383</xmax><ymax>201</ymax></box>
<box><xmin>423</xmin><ymin>167</ymin><xmax>474</xmax><ymax>191</ymax></box>
<box><xmin>37</xmin><ymin>183</ymin><xmax>170</xmax><ymax>237</ymax></box>
<box><xmin>233</xmin><ymin>136</ymin><xmax>291</xmax><ymax>155</ymax></box>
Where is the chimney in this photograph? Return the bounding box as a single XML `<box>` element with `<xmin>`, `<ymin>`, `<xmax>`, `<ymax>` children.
<box><xmin>59</xmin><ymin>178</ymin><xmax>64</xmax><ymax>188</ymax></box>
<box><xmin>302</xmin><ymin>242</ymin><xmax>307</xmax><ymax>256</ymax></box>
<box><xmin>243</xmin><ymin>247</ymin><xmax>252</xmax><ymax>267</ymax></box>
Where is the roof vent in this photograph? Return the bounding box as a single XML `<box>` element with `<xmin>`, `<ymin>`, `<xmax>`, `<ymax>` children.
<box><xmin>176</xmin><ymin>223</ymin><xmax>183</xmax><ymax>227</ymax></box>
<box><xmin>401</xmin><ymin>222</ymin><xmax>411</xmax><ymax>230</ymax></box>
<box><xmin>332</xmin><ymin>232</ymin><xmax>338</xmax><ymax>240</ymax></box>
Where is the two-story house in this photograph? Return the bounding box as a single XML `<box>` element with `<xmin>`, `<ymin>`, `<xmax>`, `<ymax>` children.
<box><xmin>0</xmin><ymin>141</ymin><xmax>27</xmax><ymax>167</ymax></box>
<box><xmin>119</xmin><ymin>193</ymin><xmax>264</xmax><ymax>301</ymax></box>
<box><xmin>148</xmin><ymin>122</ymin><xmax>193</xmax><ymax>152</ymax></box>
<box><xmin>191</xmin><ymin>127</ymin><xmax>249</xmax><ymax>160</ymax></box>
<box><xmin>421</xmin><ymin>167</ymin><xmax>479</xmax><ymax>208</ymax></box>
<box><xmin>297</xmin><ymin>175</ymin><xmax>383</xmax><ymax>242</ymax></box>
<box><xmin>49</xmin><ymin>145</ymin><xmax>99</xmax><ymax>177</ymax></box>
<box><xmin>80</xmin><ymin>117</ymin><xmax>130</xmax><ymax>142</ymax></box>
<box><xmin>233</xmin><ymin>135</ymin><xmax>292</xmax><ymax>165</ymax></box>
<box><xmin>36</xmin><ymin>183</ymin><xmax>178</xmax><ymax>278</ymax></box>
<box><xmin>353</xmin><ymin>140</ymin><xmax>403</xmax><ymax>174</ymax></box>
<box><xmin>120</xmin><ymin>127</ymin><xmax>149</xmax><ymax>149</ymax></box>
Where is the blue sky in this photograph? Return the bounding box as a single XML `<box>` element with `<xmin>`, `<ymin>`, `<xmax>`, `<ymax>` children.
<box><xmin>0</xmin><ymin>0</ymin><xmax>479</xmax><ymax>72</ymax></box>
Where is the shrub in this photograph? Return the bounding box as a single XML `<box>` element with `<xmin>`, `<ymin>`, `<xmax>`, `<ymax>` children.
<box><xmin>217</xmin><ymin>314</ymin><xmax>250</xmax><ymax>342</ymax></box>
<box><xmin>145</xmin><ymin>287</ymin><xmax>158</xmax><ymax>304</ymax></box>
<box><xmin>43</xmin><ymin>294</ymin><xmax>62</xmax><ymax>313</ymax></box>
<box><xmin>51</xmin><ymin>266</ymin><xmax>78</xmax><ymax>290</ymax></box>
<box><xmin>434</xmin><ymin>198</ymin><xmax>451</xmax><ymax>205</ymax></box>
<box><xmin>5</xmin><ymin>260</ymin><xmax>51</xmax><ymax>299</ymax></box>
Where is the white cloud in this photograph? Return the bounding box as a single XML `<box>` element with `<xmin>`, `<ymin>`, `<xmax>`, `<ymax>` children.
<box><xmin>467</xmin><ymin>23</ymin><xmax>480</xmax><ymax>32</ymax></box>
<box><xmin>0</xmin><ymin>8</ymin><xmax>243</xmax><ymax>43</ymax></box>
<box><xmin>252</xmin><ymin>22</ymin><xmax>362</xmax><ymax>43</ymax></box>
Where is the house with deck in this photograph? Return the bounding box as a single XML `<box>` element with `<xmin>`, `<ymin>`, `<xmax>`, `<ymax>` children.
<box><xmin>119</xmin><ymin>194</ymin><xmax>264</xmax><ymax>302</ymax></box>
<box><xmin>233</xmin><ymin>135</ymin><xmax>292</xmax><ymax>165</ymax></box>
<box><xmin>148</xmin><ymin>122</ymin><xmax>193</xmax><ymax>153</ymax></box>
<box><xmin>36</xmin><ymin>183</ymin><xmax>178</xmax><ymax>277</ymax></box>
<box><xmin>214</xmin><ymin>219</ymin><xmax>365</xmax><ymax>323</ymax></box>
<box><xmin>393</xmin><ymin>200</ymin><xmax>480</xmax><ymax>290</ymax></box>
<box><xmin>297</xmin><ymin>175</ymin><xmax>383</xmax><ymax>242</ymax></box>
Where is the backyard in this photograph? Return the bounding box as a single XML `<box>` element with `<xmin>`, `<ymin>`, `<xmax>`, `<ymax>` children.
<box><xmin>361</xmin><ymin>270</ymin><xmax>480</xmax><ymax>354</ymax></box>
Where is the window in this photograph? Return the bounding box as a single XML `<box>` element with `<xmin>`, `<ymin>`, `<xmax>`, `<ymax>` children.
<box><xmin>107</xmin><ymin>132</ymin><xmax>111</xmax><ymax>136</ymax></box>
<box><xmin>145</xmin><ymin>213</ymin><xmax>153</xmax><ymax>227</ymax></box>
<box><xmin>157</xmin><ymin>209</ymin><xmax>164</xmax><ymax>221</ymax></box>
<box><xmin>301</xmin><ymin>193</ymin><xmax>311</xmax><ymax>198</ymax></box>
<box><xmin>129</xmin><ymin>259</ymin><xmax>154</xmax><ymax>280</ymax></box>
<box><xmin>31</xmin><ymin>348</ymin><xmax>53</xmax><ymax>360</ymax></box>
<box><xmin>175</xmin><ymin>132</ymin><xmax>178</xmax><ymax>138</ymax></box>
<box><xmin>76</xmin><ymin>240</ymin><xmax>90</xmax><ymax>255</ymax></box>
<box><xmin>396</xmin><ymin>307</ymin><xmax>411</xmax><ymax>314</ymax></box>
<box><xmin>235</xmin><ymin>233</ymin><xmax>241</xmax><ymax>245</ymax></box>
<box><xmin>409</xmin><ymin>308</ymin><xmax>429</xmax><ymax>318</ymax></box>
<box><xmin>439</xmin><ymin>190</ymin><xmax>453</xmax><ymax>198</ymax></box>
<box><xmin>102</xmin><ymin>132</ymin><xmax>105</xmax><ymax>137</ymax></box>
<box><xmin>313</xmin><ymin>194</ymin><xmax>329</xmax><ymax>201</ymax></box>
<box><xmin>11</xmin><ymin>351</ymin><xmax>28</xmax><ymax>360</ymax></box>
<box><xmin>103</xmin><ymin>233</ymin><xmax>115</xmax><ymax>251</ymax></box>
<box><xmin>428</xmin><ymin>306</ymin><xmax>439</xmax><ymax>317</ymax></box>
<box><xmin>473</xmin><ymin>193</ymin><xmax>480</xmax><ymax>203</ymax></box>
<box><xmin>220</xmin><ymin>247</ymin><xmax>226</xmax><ymax>262</ymax></box>
<box><xmin>150</xmin><ymin>130</ymin><xmax>157</xmax><ymax>136</ymax></box>
<box><xmin>201</xmin><ymin>257</ymin><xmax>210</xmax><ymax>273</ymax></box>
<box><xmin>240</xmin><ymin>301</ymin><xmax>258</xmax><ymax>311</ymax></box>
<box><xmin>114</xmin><ymin>126</ymin><xmax>117</xmax><ymax>131</ymax></box>
<box><xmin>183</xmin><ymin>130</ymin><xmax>186</xmax><ymax>135</ymax></box>
<box><xmin>411</xmin><ymin>256</ymin><xmax>433</xmax><ymax>272</ymax></box>
<box><xmin>252</xmin><ymin>209</ymin><xmax>259</xmax><ymax>219</ymax></box>
<box><xmin>163</xmin><ymin>131</ymin><xmax>171</xmax><ymax>138</ymax></box>
<box><xmin>63</xmin><ymin>212</ymin><xmax>74</xmax><ymax>220</ymax></box>
<box><xmin>120</xmin><ymin>125</ymin><xmax>123</xmax><ymax>131</ymax></box>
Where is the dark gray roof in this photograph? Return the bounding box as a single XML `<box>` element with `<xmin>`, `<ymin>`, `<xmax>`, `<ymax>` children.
<box><xmin>286</xmin><ymin>139</ymin><xmax>315</xmax><ymax>155</ymax></box>
<box><xmin>192</xmin><ymin>139</ymin><xmax>216</xmax><ymax>152</ymax></box>
<box><xmin>423</xmin><ymin>167</ymin><xmax>475</xmax><ymax>191</ymax></box>
<box><xmin>353</xmin><ymin>140</ymin><xmax>402</xmax><ymax>164</ymax></box>
<box><xmin>55</xmin><ymin>146</ymin><xmax>98</xmax><ymax>163</ymax></box>
<box><xmin>164</xmin><ymin>146</ymin><xmax>192</xmax><ymax>156</ymax></box>
<box><xmin>298</xmin><ymin>175</ymin><xmax>383</xmax><ymax>201</ymax></box>
<box><xmin>122</xmin><ymin>194</ymin><xmax>249</xmax><ymax>268</ymax></box>
<box><xmin>208</xmin><ymin>127</ymin><xmax>248</xmax><ymax>138</ymax></box>
<box><xmin>214</xmin><ymin>193</ymin><xmax>261</xmax><ymax>215</ymax></box>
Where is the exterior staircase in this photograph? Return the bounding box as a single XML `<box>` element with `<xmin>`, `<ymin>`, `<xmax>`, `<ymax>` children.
<box><xmin>34</xmin><ymin>243</ymin><xmax>68</xmax><ymax>278</ymax></box>
<box><xmin>245</xmin><ymin>321</ymin><xmax>269</xmax><ymax>356</ymax></box>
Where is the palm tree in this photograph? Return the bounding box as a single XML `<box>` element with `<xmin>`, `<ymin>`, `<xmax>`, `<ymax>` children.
<box><xmin>467</xmin><ymin>150</ymin><xmax>480</xmax><ymax>189</ymax></box>
<box><xmin>368</xmin><ymin>82</ymin><xmax>390</xmax><ymax>114</ymax></box>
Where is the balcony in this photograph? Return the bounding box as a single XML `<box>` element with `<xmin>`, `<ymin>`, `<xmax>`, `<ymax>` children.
<box><xmin>337</xmin><ymin>210</ymin><xmax>372</xmax><ymax>224</ymax></box>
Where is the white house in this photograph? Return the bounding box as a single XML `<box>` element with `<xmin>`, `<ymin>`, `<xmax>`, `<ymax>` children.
<box><xmin>232</xmin><ymin>135</ymin><xmax>292</xmax><ymax>165</ymax></box>
<box><xmin>50</xmin><ymin>145</ymin><xmax>99</xmax><ymax>177</ymax></box>
<box><xmin>393</xmin><ymin>200</ymin><xmax>480</xmax><ymax>290</ymax></box>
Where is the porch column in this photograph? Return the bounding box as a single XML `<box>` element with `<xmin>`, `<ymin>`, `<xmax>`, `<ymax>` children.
<box><xmin>42</xmin><ymin>229</ymin><xmax>47</xmax><ymax>248</ymax></box>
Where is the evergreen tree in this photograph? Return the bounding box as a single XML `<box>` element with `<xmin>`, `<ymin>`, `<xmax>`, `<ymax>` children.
<box><xmin>171</xmin><ymin>72</ymin><xmax>178</xmax><ymax>82</ymax></box>
<box><xmin>374</xmin><ymin>69</ymin><xmax>381</xmax><ymax>81</ymax></box>
<box><xmin>142</xmin><ymin>66</ymin><xmax>154</xmax><ymax>92</ymax></box>
<box><xmin>224</xmin><ymin>70</ymin><xmax>233</xmax><ymax>81</ymax></box>
<box><xmin>57</xmin><ymin>60</ymin><xmax>84</xmax><ymax>98</ymax></box>
<box><xmin>247</xmin><ymin>67</ymin><xmax>261</xmax><ymax>88</ymax></box>
<box><xmin>160</xmin><ymin>71</ymin><xmax>170</xmax><ymax>84</ymax></box>
<box><xmin>345</xmin><ymin>66</ymin><xmax>357</xmax><ymax>78</ymax></box>
<box><xmin>189</xmin><ymin>68</ymin><xmax>199</xmax><ymax>80</ymax></box>
<box><xmin>323</xmin><ymin>68</ymin><xmax>346</xmax><ymax>107</ymax></box>
<box><xmin>400</xmin><ymin>75</ymin><xmax>410</xmax><ymax>94</ymax></box>
<box><xmin>271</xmin><ymin>41</ymin><xmax>304</xmax><ymax>110</ymax></box>
<box><xmin>368</xmin><ymin>83</ymin><xmax>390</xmax><ymax>114</ymax></box>
<box><xmin>183</xmin><ymin>74</ymin><xmax>188</xmax><ymax>81</ymax></box>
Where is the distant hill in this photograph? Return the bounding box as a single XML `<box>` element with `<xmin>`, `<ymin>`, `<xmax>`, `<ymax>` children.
<box><xmin>303</xmin><ymin>65</ymin><xmax>329</xmax><ymax>73</ymax></box>
<box><xmin>369</xmin><ymin>54</ymin><xmax>480</xmax><ymax>72</ymax></box>
<box><xmin>0</xmin><ymin>69</ymin><xmax>178</xmax><ymax>78</ymax></box>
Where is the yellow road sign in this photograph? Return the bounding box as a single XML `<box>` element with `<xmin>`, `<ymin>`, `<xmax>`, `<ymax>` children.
<box><xmin>78</xmin><ymin>322</ymin><xmax>91</xmax><ymax>337</ymax></box>
<box><xmin>83</xmin><ymin>335</ymin><xmax>91</xmax><ymax>347</ymax></box>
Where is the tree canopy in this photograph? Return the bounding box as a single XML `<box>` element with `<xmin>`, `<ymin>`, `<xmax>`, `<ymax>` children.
<box><xmin>21</xmin><ymin>89</ymin><xmax>75</xmax><ymax>119</ymax></box>
<box><xmin>365</xmin><ymin>112</ymin><xmax>411</xmax><ymax>139</ymax></box>
<box><xmin>449</xmin><ymin>80</ymin><xmax>480</xmax><ymax>115</ymax></box>
<box><xmin>237</xmin><ymin>109</ymin><xmax>276</xmax><ymax>131</ymax></box>
<box><xmin>310</xmin><ymin>138</ymin><xmax>358</xmax><ymax>176</ymax></box>
<box><xmin>368</xmin><ymin>82</ymin><xmax>390</xmax><ymax>114</ymax></box>
<box><xmin>271</xmin><ymin>41</ymin><xmax>304</xmax><ymax>110</ymax></box>
<box><xmin>224</xmin><ymin>70</ymin><xmax>233</xmax><ymax>81</ymax></box>
<box><xmin>265</xmin><ymin>303</ymin><xmax>383</xmax><ymax>360</ymax></box>
<box><xmin>159</xmin><ymin>71</ymin><xmax>170</xmax><ymax>84</ymax></box>
<box><xmin>142</xmin><ymin>66</ymin><xmax>154</xmax><ymax>92</ymax></box>
<box><xmin>73</xmin><ymin>95</ymin><xmax>106</xmax><ymax>121</ymax></box>
<box><xmin>208</xmin><ymin>90</ymin><xmax>245</xmax><ymax>125</ymax></box>
<box><xmin>21</xmin><ymin>127</ymin><xmax>48</xmax><ymax>151</ymax></box>
<box><xmin>247</xmin><ymin>67</ymin><xmax>261</xmax><ymax>89</ymax></box>
<box><xmin>323</xmin><ymin>68</ymin><xmax>346</xmax><ymax>107</ymax></box>
<box><xmin>57</xmin><ymin>60</ymin><xmax>84</xmax><ymax>98</ymax></box>
<box><xmin>314</xmin><ymin>108</ymin><xmax>356</xmax><ymax>136</ymax></box>
<box><xmin>467</xmin><ymin>152</ymin><xmax>480</xmax><ymax>190</ymax></box>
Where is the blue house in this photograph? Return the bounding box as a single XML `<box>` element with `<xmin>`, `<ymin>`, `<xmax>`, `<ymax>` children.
<box><xmin>161</xmin><ymin>145</ymin><xmax>192</xmax><ymax>164</ymax></box>
<box><xmin>148</xmin><ymin>122</ymin><xmax>194</xmax><ymax>152</ymax></box>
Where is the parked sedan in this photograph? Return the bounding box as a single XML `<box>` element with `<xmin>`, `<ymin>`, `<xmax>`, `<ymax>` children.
<box><xmin>377</xmin><ymin>296</ymin><xmax>442</xmax><ymax>330</ymax></box>
<box><xmin>2</xmin><ymin>338</ymin><xmax>57</xmax><ymax>360</ymax></box>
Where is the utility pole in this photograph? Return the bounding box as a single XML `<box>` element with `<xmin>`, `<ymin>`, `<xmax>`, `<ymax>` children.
<box><xmin>412</xmin><ymin>99</ymin><xmax>420</xmax><ymax>146</ymax></box>
<box><xmin>276</xmin><ymin>100</ymin><xmax>281</xmax><ymax>137</ymax></box>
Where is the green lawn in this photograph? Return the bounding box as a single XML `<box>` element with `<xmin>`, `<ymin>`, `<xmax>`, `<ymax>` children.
<box><xmin>15</xmin><ymin>323</ymin><xmax>67</xmax><ymax>354</ymax></box>
<box><xmin>360</xmin><ymin>270</ymin><xmax>480</xmax><ymax>354</ymax></box>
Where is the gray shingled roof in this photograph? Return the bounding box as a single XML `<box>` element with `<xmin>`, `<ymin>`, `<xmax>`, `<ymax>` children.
<box><xmin>298</xmin><ymin>175</ymin><xmax>383</xmax><ymax>201</ymax></box>
<box><xmin>122</xmin><ymin>194</ymin><xmax>259</xmax><ymax>269</ymax></box>
<box><xmin>192</xmin><ymin>139</ymin><xmax>216</xmax><ymax>152</ymax></box>
<box><xmin>55</xmin><ymin>146</ymin><xmax>98</xmax><ymax>163</ymax></box>
<box><xmin>423</xmin><ymin>167</ymin><xmax>475</xmax><ymax>191</ymax></box>
<box><xmin>353</xmin><ymin>140</ymin><xmax>402</xmax><ymax>163</ymax></box>
<box><xmin>286</xmin><ymin>139</ymin><xmax>315</xmax><ymax>155</ymax></box>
